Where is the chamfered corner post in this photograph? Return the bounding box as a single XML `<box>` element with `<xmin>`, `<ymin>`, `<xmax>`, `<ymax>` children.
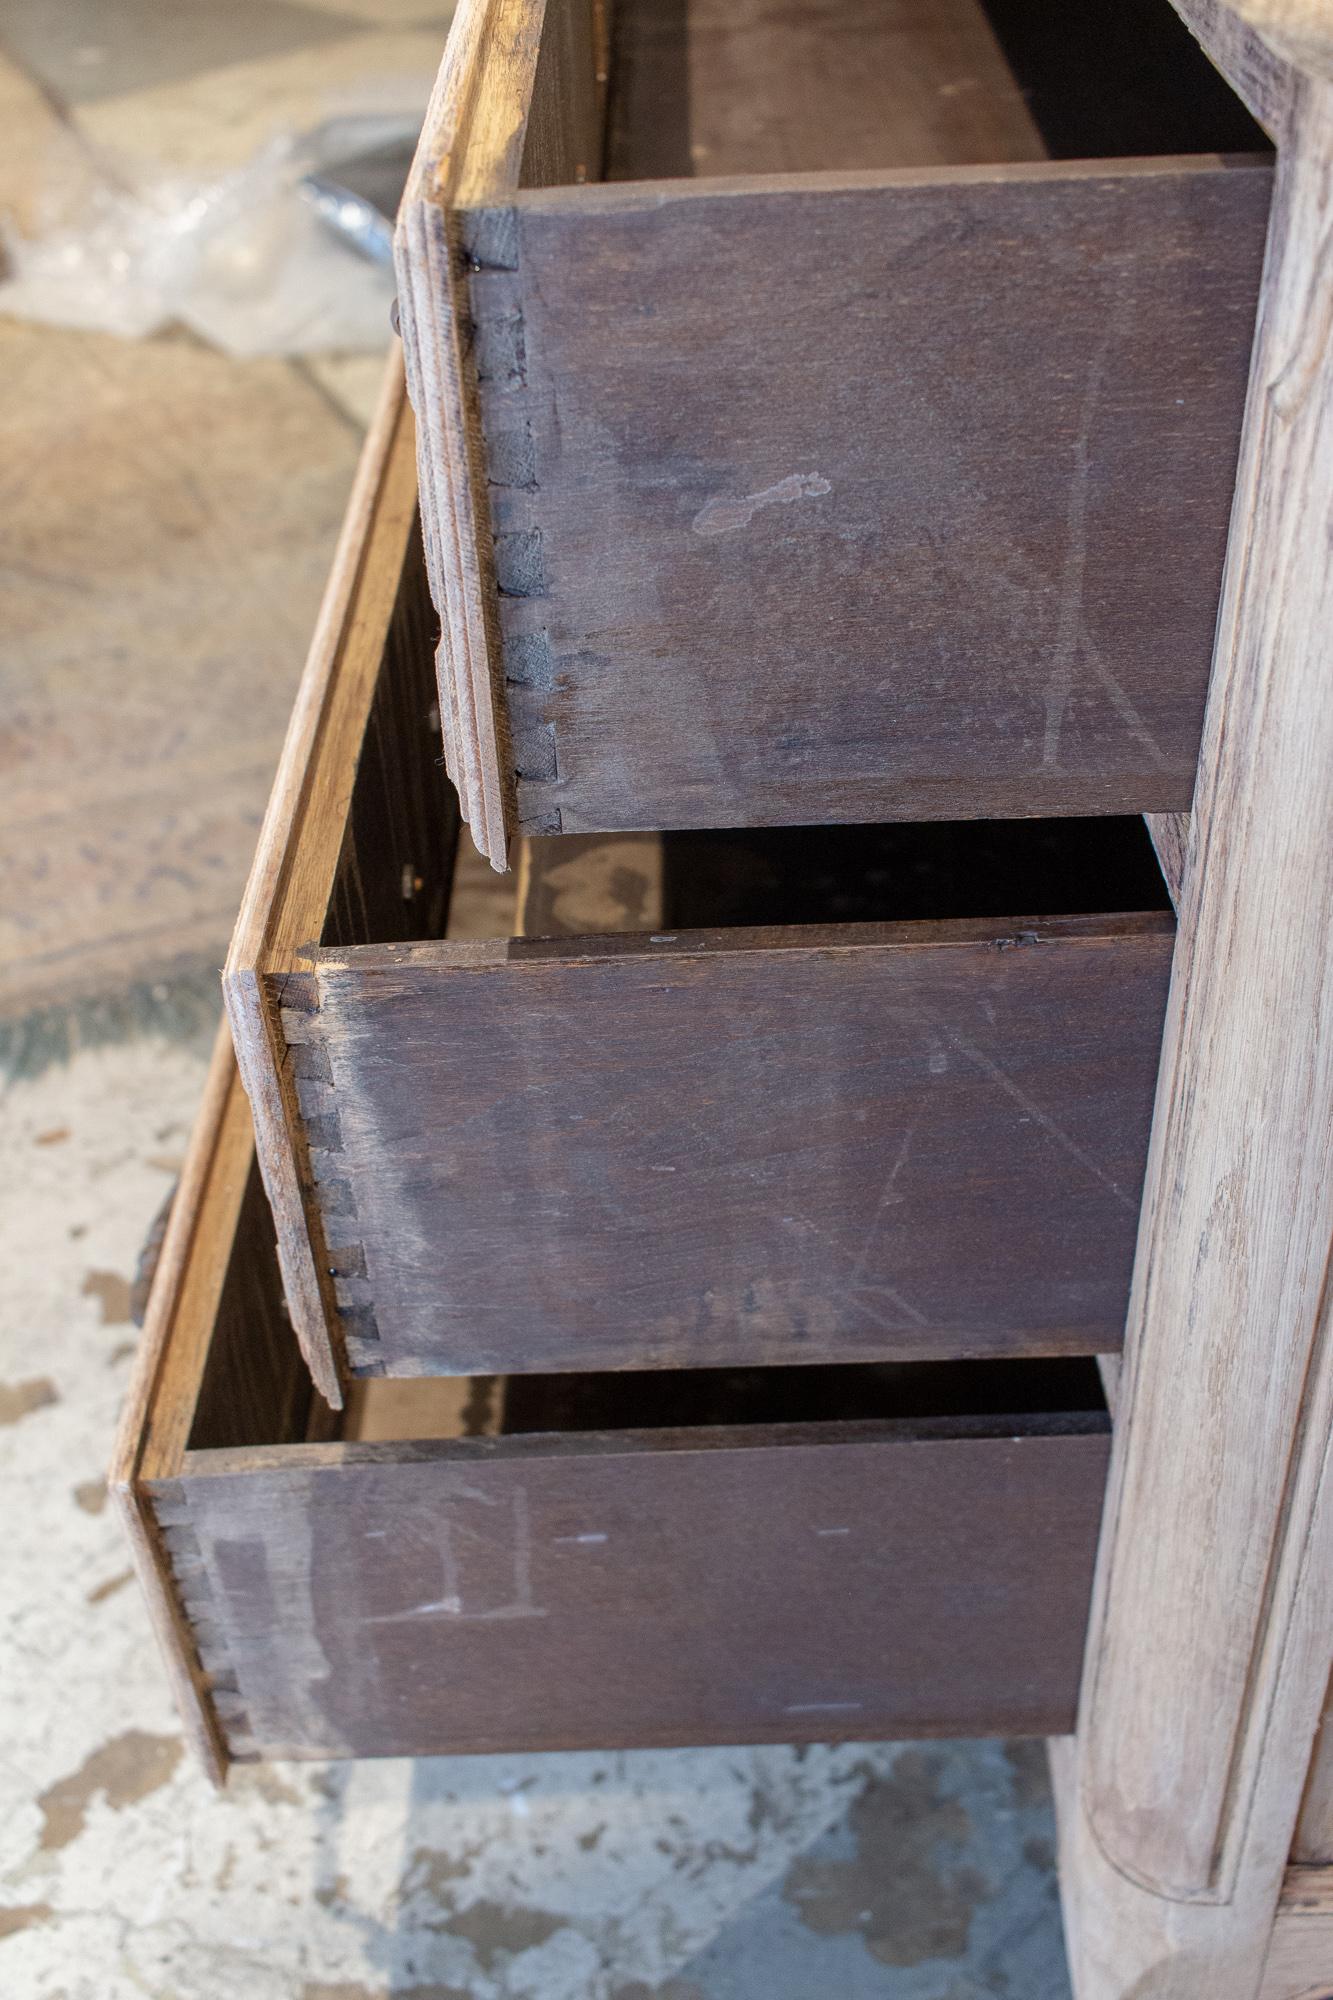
<box><xmin>1057</xmin><ymin>10</ymin><xmax>1333</xmax><ymax>1995</ymax></box>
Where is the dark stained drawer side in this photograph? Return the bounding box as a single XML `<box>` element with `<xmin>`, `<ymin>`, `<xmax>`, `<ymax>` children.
<box><xmin>226</xmin><ymin>364</ymin><xmax>1178</xmax><ymax>1397</ymax></box>
<box><xmin>492</xmin><ymin>158</ymin><xmax>1270</xmax><ymax>844</ymax></box>
<box><xmin>152</xmin><ymin>1419</ymin><xmax>1110</xmax><ymax>1762</ymax></box>
<box><xmin>396</xmin><ymin>0</ymin><xmax>1273</xmax><ymax>859</ymax></box>
<box><xmin>296</xmin><ymin>911</ymin><xmax>1173</xmax><ymax>1379</ymax></box>
<box><xmin>116</xmin><ymin>1027</ymin><xmax>1112</xmax><ymax>1771</ymax></box>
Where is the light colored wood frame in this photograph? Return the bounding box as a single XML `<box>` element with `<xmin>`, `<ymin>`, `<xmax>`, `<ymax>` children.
<box><xmin>1262</xmin><ymin>1866</ymin><xmax>1333</xmax><ymax>1997</ymax></box>
<box><xmin>394</xmin><ymin>0</ymin><xmax>607</xmax><ymax>868</ymax></box>
<box><xmin>223</xmin><ymin>357</ymin><xmax>420</xmax><ymax>1408</ymax></box>
<box><xmin>108</xmin><ymin>1017</ymin><xmax>246</xmax><ymax>1787</ymax></box>
<box><xmin>1055</xmin><ymin>5</ymin><xmax>1333</xmax><ymax>1993</ymax></box>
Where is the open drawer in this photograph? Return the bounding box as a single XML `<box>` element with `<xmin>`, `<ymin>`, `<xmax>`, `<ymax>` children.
<box><xmin>227</xmin><ymin>364</ymin><xmax>1176</xmax><ymax>1405</ymax></box>
<box><xmin>112</xmin><ymin>1027</ymin><xmax>1112</xmax><ymax>1776</ymax></box>
<box><xmin>395</xmin><ymin>0</ymin><xmax>1273</xmax><ymax>862</ymax></box>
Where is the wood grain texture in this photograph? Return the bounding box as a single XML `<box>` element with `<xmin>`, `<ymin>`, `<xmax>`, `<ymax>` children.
<box><xmin>319</xmin><ymin>523</ymin><xmax>456</xmax><ymax>958</ymax></box>
<box><xmin>224</xmin><ymin>360</ymin><xmax>444</xmax><ymax>1406</ymax></box>
<box><xmin>108</xmin><ymin>1019</ymin><xmax>248</xmax><ymax>1788</ymax></box>
<box><xmin>1260</xmin><ymin>1910</ymin><xmax>1333</xmax><ymax>1999</ymax></box>
<box><xmin>185</xmin><ymin>1159</ymin><xmax>311</xmax><ymax>1459</ymax></box>
<box><xmin>412</xmin><ymin>0</ymin><xmax>1051</xmax><ymax>855</ymax></box>
<box><xmin>1295</xmin><ymin>1678</ymin><xmax>1333</xmax><ymax>1864</ymax></box>
<box><xmin>152</xmin><ymin>1413</ymin><xmax>1109</xmax><ymax>1761</ymax></box>
<box><xmin>1059</xmin><ymin>60</ymin><xmax>1333</xmax><ymax>1999</ymax></box>
<box><xmin>497</xmin><ymin>156</ymin><xmax>1269</xmax><ymax>837</ymax></box>
<box><xmin>400</xmin><ymin>0</ymin><xmax>1272</xmax><ymax>856</ymax></box>
<box><xmin>243</xmin><ymin>537</ymin><xmax>1176</xmax><ymax>1383</ymax></box>
<box><xmin>1144</xmin><ymin>811</ymin><xmax>1191</xmax><ymax>910</ymax></box>
<box><xmin>1228</xmin><ymin>0</ymin><xmax>1333</xmax><ymax>79</ymax></box>
<box><xmin>120</xmin><ymin>1018</ymin><xmax>1115</xmax><ymax>1770</ymax></box>
<box><xmin>1280</xmin><ymin>1868</ymin><xmax>1333</xmax><ymax>1919</ymax></box>
<box><xmin>605</xmin><ymin>0</ymin><xmax>1044</xmax><ymax>180</ymax></box>
<box><xmin>1174</xmin><ymin>0</ymin><xmax>1302</xmax><ymax>131</ymax></box>
<box><xmin>395</xmin><ymin>0</ymin><xmax>606</xmax><ymax>865</ymax></box>
<box><xmin>111</xmin><ymin>1020</ymin><xmax>318</xmax><ymax>1774</ymax></box>
<box><xmin>294</xmin><ymin>912</ymin><xmax>1173</xmax><ymax>1377</ymax></box>
<box><xmin>1262</xmin><ymin>1863</ymin><xmax>1333</xmax><ymax>1999</ymax></box>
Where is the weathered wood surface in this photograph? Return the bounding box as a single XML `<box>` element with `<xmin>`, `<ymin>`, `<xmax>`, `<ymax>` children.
<box><xmin>224</xmin><ymin>359</ymin><xmax>452</xmax><ymax>1406</ymax></box>
<box><xmin>1144</xmin><ymin>811</ymin><xmax>1191</xmax><ymax>910</ymax></box>
<box><xmin>318</xmin><ymin>517</ymin><xmax>455</xmax><ymax>958</ymax></box>
<box><xmin>119</xmin><ymin>1015</ymin><xmax>1114</xmax><ymax>1771</ymax></box>
<box><xmin>233</xmin><ymin>431</ymin><xmax>1180</xmax><ymax>1387</ymax></box>
<box><xmin>1228</xmin><ymin>0</ymin><xmax>1333</xmax><ymax>78</ymax></box>
<box><xmin>1174</xmin><ymin>0</ymin><xmax>1301</xmax><ymax>130</ymax></box>
<box><xmin>1260</xmin><ymin>1865</ymin><xmax>1333</xmax><ymax>1997</ymax></box>
<box><xmin>496</xmin><ymin>157</ymin><xmax>1269</xmax><ymax>840</ymax></box>
<box><xmin>1294</xmin><ymin>1676</ymin><xmax>1333</xmax><ymax>1863</ymax></box>
<box><xmin>395</xmin><ymin>0</ymin><xmax>607</xmax><ymax>865</ymax></box>
<box><xmin>292</xmin><ymin>912</ymin><xmax>1173</xmax><ymax>1377</ymax></box>
<box><xmin>185</xmin><ymin>1158</ymin><xmax>309</xmax><ymax>1459</ymax></box>
<box><xmin>108</xmin><ymin>1020</ymin><xmax>254</xmax><ymax>1786</ymax></box>
<box><xmin>154</xmin><ymin>1410</ymin><xmax>1109</xmax><ymax>1761</ymax></box>
<box><xmin>398</xmin><ymin>0</ymin><xmax>1272</xmax><ymax>859</ymax></box>
<box><xmin>1058</xmin><ymin>19</ymin><xmax>1333</xmax><ymax>1990</ymax></box>
<box><xmin>406</xmin><ymin>0</ymin><xmax>1050</xmax><ymax>858</ymax></box>
<box><xmin>237</xmin><ymin>474</ymin><xmax>1178</xmax><ymax>1388</ymax></box>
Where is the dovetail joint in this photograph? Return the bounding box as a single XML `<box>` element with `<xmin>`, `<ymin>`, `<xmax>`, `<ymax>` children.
<box><xmin>156</xmin><ymin>1513</ymin><xmax>258</xmax><ymax>1759</ymax></box>
<box><xmin>469</xmin><ymin>251</ymin><xmax>564</xmax><ymax>839</ymax></box>
<box><xmin>283</xmin><ymin>989</ymin><xmax>385</xmax><ymax>1376</ymax></box>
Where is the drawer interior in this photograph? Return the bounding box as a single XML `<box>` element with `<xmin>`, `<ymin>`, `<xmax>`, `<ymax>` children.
<box><xmin>323</xmin><ymin>528</ymin><xmax>1175</xmax><ymax>947</ymax></box>
<box><xmin>167</xmin><ymin>1080</ymin><xmax>1109</xmax><ymax>1456</ymax></box>
<box><xmin>174</xmin><ymin>1133</ymin><xmax>1112</xmax><ymax>1456</ymax></box>
<box><xmin>604</xmin><ymin>0</ymin><xmax>1268</xmax><ymax>186</ymax></box>
<box><xmin>288</xmin><ymin>559</ymin><xmax>1177</xmax><ymax>1384</ymax></box>
<box><xmin>194</xmin><ymin>1298</ymin><xmax>1111</xmax><ymax>1449</ymax></box>
<box><xmin>977</xmin><ymin>0</ymin><xmax>1268</xmax><ymax>160</ymax></box>
<box><xmin>532</xmin><ymin>817</ymin><xmax>1173</xmax><ymax>939</ymax></box>
<box><xmin>229</xmin><ymin>383</ymin><xmax>1180</xmax><ymax>1399</ymax></box>
<box><xmin>365</xmin><ymin>815</ymin><xmax>1173</xmax><ymax>952</ymax></box>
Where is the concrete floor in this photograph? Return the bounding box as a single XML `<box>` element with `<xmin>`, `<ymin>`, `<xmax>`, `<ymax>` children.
<box><xmin>0</xmin><ymin>4</ymin><xmax>1075</xmax><ymax>1995</ymax></box>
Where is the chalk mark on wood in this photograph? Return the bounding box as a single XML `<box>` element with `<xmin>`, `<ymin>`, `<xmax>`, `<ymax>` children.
<box><xmin>691</xmin><ymin>472</ymin><xmax>832</xmax><ymax>537</ymax></box>
<box><xmin>362</xmin><ymin>1486</ymin><xmax>548</xmax><ymax>1624</ymax></box>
